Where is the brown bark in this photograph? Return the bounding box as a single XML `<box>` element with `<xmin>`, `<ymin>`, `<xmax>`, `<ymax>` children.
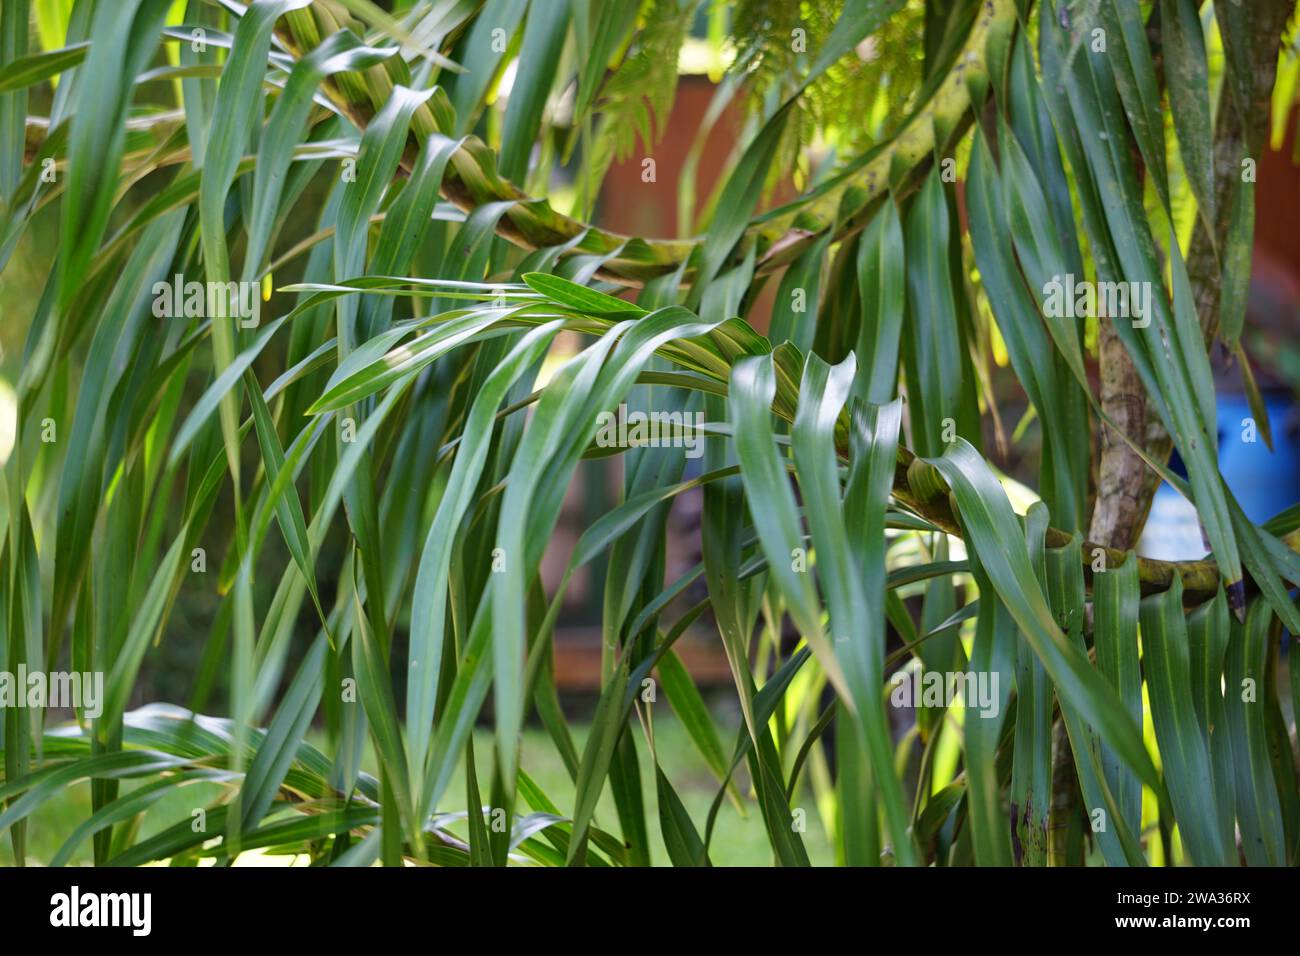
<box><xmin>1088</xmin><ymin>320</ymin><xmax>1155</xmax><ymax>550</ymax></box>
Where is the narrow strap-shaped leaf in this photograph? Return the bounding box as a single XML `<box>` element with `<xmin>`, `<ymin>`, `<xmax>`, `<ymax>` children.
<box><xmin>359</xmin><ymin>134</ymin><xmax>467</xmax><ymax>338</ymax></box>
<box><xmin>835</xmin><ymin>710</ymin><xmax>877</xmax><ymax>866</ymax></box>
<box><xmin>52</xmin><ymin>210</ymin><xmax>186</xmax><ymax>644</ymax></box>
<box><xmin>496</xmin><ymin>307</ymin><xmax>721</xmax><ymax>807</ymax></box>
<box><xmin>925</xmin><ymin>441</ymin><xmax>1162</xmax><ymax>797</ymax></box>
<box><xmin>244</xmin><ymin>366</ymin><xmax>326</xmax><ymax>623</ymax></box>
<box><xmin>727</xmin><ymin>354</ymin><xmax>846</xmax><ymax>697</ymax></box>
<box><xmin>1092</xmin><ymin>552</ymin><xmax>1144</xmax><ymax>846</ymax></box>
<box><xmin>901</xmin><ymin>168</ymin><xmax>970</xmax><ymax>455</ymax></box>
<box><xmin>564</xmin><ymin>654</ymin><xmax>631</xmax><ymax>865</ymax></box>
<box><xmin>1218</xmin><ymin>175</ymin><xmax>1254</xmax><ymax>349</ymax></box>
<box><xmin>349</xmin><ymin>559</ymin><xmax>417</xmax><ymax>852</ymax></box>
<box><xmin>445</xmin><ymin>0</ymin><xmax>528</xmax><ymax>135</ymax></box>
<box><xmin>962</xmin><ymin>545</ymin><xmax>1014</xmax><ymax>866</ymax></box>
<box><xmin>656</xmin><ymin>649</ymin><xmax>734</xmax><ymax>795</ymax></box>
<box><xmin>0</xmin><ymin>0</ymin><xmax>29</xmax><ymax>199</ymax></box>
<box><xmin>852</xmin><ymin>199</ymin><xmax>905</xmax><ymax>406</ymax></box>
<box><xmin>791</xmin><ymin>356</ymin><xmax>916</xmax><ymax>864</ymax></box>
<box><xmin>0</xmin><ymin>40</ymin><xmax>88</xmax><ymax>97</ymax></box>
<box><xmin>655</xmin><ymin>763</ymin><xmax>710</xmax><ymax>866</ymax></box>
<box><xmin>243</xmin><ymin>29</ymin><xmax>393</xmax><ymax>280</ymax></box>
<box><xmin>1140</xmin><ymin>579</ymin><xmax>1233</xmax><ymax>865</ymax></box>
<box><xmin>199</xmin><ymin>0</ymin><xmax>313</xmax><ymax>485</ymax></box>
<box><xmin>1009</xmin><ymin>503</ymin><xmax>1052</xmax><ymax>866</ymax></box>
<box><xmin>0</xmin><ymin>749</ymin><xmax>193</xmax><ymax>833</ymax></box>
<box><xmin>608</xmin><ymin>731</ymin><xmax>649</xmax><ymax>866</ymax></box>
<box><xmin>699</xmin><ymin>385</ymin><xmax>799</xmax><ymax>860</ymax></box>
<box><xmin>498</xmin><ymin>0</ymin><xmax>569</xmax><ymax>183</ymax></box>
<box><xmin>966</xmin><ymin>131</ymin><xmax>1084</xmax><ymax>529</ymax></box>
<box><xmin>1185</xmin><ymin>588</ymin><xmax>1236</xmax><ymax>855</ymax></box>
<box><xmin>770</xmin><ymin>231</ymin><xmax>830</xmax><ymax>355</ymax></box>
<box><xmin>58</xmin><ymin>0</ymin><xmax>171</xmax><ymax>308</ymax></box>
<box><xmin>523</xmin><ymin>271</ymin><xmax>646</xmax><ymax>317</ymax></box>
<box><xmin>49</xmin><ymin>768</ymin><xmax>232</xmax><ymax>868</ymax></box>
<box><xmin>1093</xmin><ymin>1</ymin><xmax>1169</xmax><ymax>201</ymax></box>
<box><xmin>686</xmin><ymin>99</ymin><xmax>795</xmax><ymax>306</ymax></box>
<box><xmin>333</xmin><ymin>83</ymin><xmax>436</xmax><ymax>353</ymax></box>
<box><xmin>1043</xmin><ymin>534</ymin><xmax>1144</xmax><ymax>866</ymax></box>
<box><xmin>1160</xmin><ymin>0</ymin><xmax>1215</xmax><ymax>232</ymax></box>
<box><xmin>168</xmin><ymin>313</ymin><xmax>292</xmax><ymax>465</ymax></box>
<box><xmin>1223</xmin><ymin>600</ymin><xmax>1286</xmax><ymax>865</ymax></box>
<box><xmin>407</xmin><ymin>321</ymin><xmax>562</xmax><ymax>794</ymax></box>
<box><xmin>570</xmin><ymin>0</ymin><xmax>639</xmax><ymax>123</ymax></box>
<box><xmin>238</xmin><ymin>635</ymin><xmax>326</xmax><ymax>829</ymax></box>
